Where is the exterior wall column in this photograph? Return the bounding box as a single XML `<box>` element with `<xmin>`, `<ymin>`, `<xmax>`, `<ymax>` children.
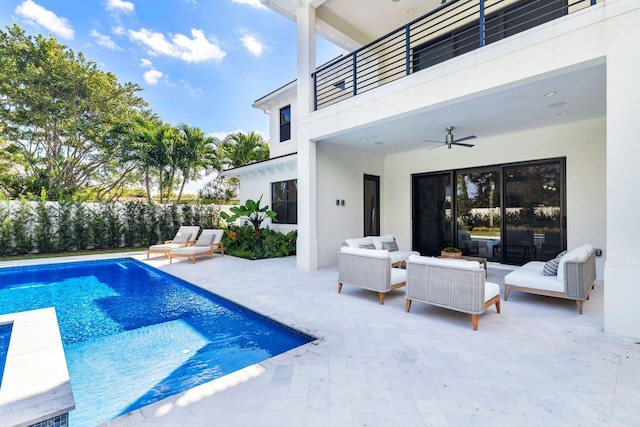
<box><xmin>295</xmin><ymin>3</ymin><xmax>318</xmax><ymax>270</ymax></box>
<box><xmin>604</xmin><ymin>30</ymin><xmax>640</xmax><ymax>339</ymax></box>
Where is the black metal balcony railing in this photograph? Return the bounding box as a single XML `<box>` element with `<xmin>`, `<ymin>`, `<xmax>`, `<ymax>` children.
<box><xmin>312</xmin><ymin>0</ymin><xmax>598</xmax><ymax>110</ymax></box>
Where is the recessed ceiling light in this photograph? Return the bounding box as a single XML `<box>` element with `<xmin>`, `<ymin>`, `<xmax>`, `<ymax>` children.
<box><xmin>544</xmin><ymin>91</ymin><xmax>556</xmax><ymax>97</ymax></box>
<box><xmin>558</xmin><ymin>111</ymin><xmax>570</xmax><ymax>116</ymax></box>
<box><xmin>407</xmin><ymin>8</ymin><xmax>414</xmax><ymax>13</ymax></box>
<box><xmin>390</xmin><ymin>145</ymin><xmax>397</xmax><ymax>149</ymax></box>
<box><xmin>360</xmin><ymin>137</ymin><xmax>368</xmax><ymax>141</ymax></box>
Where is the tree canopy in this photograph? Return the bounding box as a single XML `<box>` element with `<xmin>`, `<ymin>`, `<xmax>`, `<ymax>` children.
<box><xmin>0</xmin><ymin>24</ymin><xmax>147</xmax><ymax>200</ymax></box>
<box><xmin>0</xmin><ymin>24</ymin><xmax>268</xmax><ymax>203</ymax></box>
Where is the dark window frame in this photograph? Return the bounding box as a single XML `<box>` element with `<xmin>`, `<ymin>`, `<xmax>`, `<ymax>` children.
<box><xmin>271</xmin><ymin>179</ymin><xmax>297</xmax><ymax>225</ymax></box>
<box><xmin>279</xmin><ymin>105</ymin><xmax>291</xmax><ymax>142</ymax></box>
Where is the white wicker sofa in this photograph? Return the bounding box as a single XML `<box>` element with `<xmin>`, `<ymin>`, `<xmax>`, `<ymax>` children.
<box><xmin>337</xmin><ymin>247</ymin><xmax>407</xmax><ymax>304</ymax></box>
<box><xmin>343</xmin><ymin>234</ymin><xmax>418</xmax><ymax>267</ymax></box>
<box><xmin>405</xmin><ymin>255</ymin><xmax>501</xmax><ymax>330</ymax></box>
<box><xmin>504</xmin><ymin>244</ymin><xmax>596</xmax><ymax>314</ymax></box>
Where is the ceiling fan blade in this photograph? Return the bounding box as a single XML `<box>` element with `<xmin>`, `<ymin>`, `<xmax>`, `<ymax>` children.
<box><xmin>425</xmin><ymin>142</ymin><xmax>444</xmax><ymax>150</ymax></box>
<box><xmin>454</xmin><ymin>135</ymin><xmax>477</xmax><ymax>143</ymax></box>
<box><xmin>451</xmin><ymin>141</ymin><xmax>475</xmax><ymax>148</ymax></box>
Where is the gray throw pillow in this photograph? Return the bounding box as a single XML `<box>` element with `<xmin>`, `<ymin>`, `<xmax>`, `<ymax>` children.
<box><xmin>382</xmin><ymin>240</ymin><xmax>399</xmax><ymax>252</ymax></box>
<box><xmin>542</xmin><ymin>250</ymin><xmax>567</xmax><ymax>276</ymax></box>
<box><xmin>359</xmin><ymin>243</ymin><xmax>376</xmax><ymax>249</ymax></box>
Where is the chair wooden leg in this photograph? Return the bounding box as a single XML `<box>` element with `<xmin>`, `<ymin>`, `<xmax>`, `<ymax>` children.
<box><xmin>504</xmin><ymin>285</ymin><xmax>511</xmax><ymax>300</ymax></box>
<box><xmin>337</xmin><ymin>282</ymin><xmax>343</xmax><ymax>294</ymax></box>
<box><xmin>471</xmin><ymin>314</ymin><xmax>479</xmax><ymax>331</ymax></box>
<box><xmin>405</xmin><ymin>299</ymin><xmax>412</xmax><ymax>312</ymax></box>
<box><xmin>576</xmin><ymin>300</ymin><xmax>583</xmax><ymax>314</ymax></box>
<box><xmin>169</xmin><ymin>255</ymin><xmax>173</xmax><ymax>264</ymax></box>
<box><xmin>379</xmin><ymin>293</ymin><xmax>385</xmax><ymax>305</ymax></box>
<box><xmin>495</xmin><ymin>299</ymin><xmax>501</xmax><ymax>313</ymax></box>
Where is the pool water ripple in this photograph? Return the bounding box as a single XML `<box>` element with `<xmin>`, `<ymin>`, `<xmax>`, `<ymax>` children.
<box><xmin>0</xmin><ymin>258</ymin><xmax>314</xmax><ymax>426</ymax></box>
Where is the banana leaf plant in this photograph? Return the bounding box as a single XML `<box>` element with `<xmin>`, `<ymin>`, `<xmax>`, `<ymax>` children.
<box><xmin>220</xmin><ymin>195</ymin><xmax>276</xmax><ymax>233</ymax></box>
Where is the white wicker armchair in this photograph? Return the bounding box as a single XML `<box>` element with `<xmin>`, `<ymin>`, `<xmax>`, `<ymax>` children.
<box><xmin>337</xmin><ymin>247</ymin><xmax>407</xmax><ymax>304</ymax></box>
<box><xmin>405</xmin><ymin>255</ymin><xmax>501</xmax><ymax>330</ymax></box>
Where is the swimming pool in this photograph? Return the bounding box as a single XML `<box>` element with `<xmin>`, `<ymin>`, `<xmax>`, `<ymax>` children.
<box><xmin>0</xmin><ymin>258</ymin><xmax>315</xmax><ymax>426</ymax></box>
<box><xmin>0</xmin><ymin>323</ymin><xmax>11</xmax><ymax>386</ymax></box>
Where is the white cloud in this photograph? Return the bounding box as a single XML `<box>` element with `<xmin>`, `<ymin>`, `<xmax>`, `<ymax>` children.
<box><xmin>140</xmin><ymin>58</ymin><xmax>153</xmax><ymax>68</ymax></box>
<box><xmin>106</xmin><ymin>0</ymin><xmax>135</xmax><ymax>14</ymax></box>
<box><xmin>90</xmin><ymin>29</ymin><xmax>121</xmax><ymax>50</ymax></box>
<box><xmin>239</xmin><ymin>32</ymin><xmax>263</xmax><ymax>57</ymax></box>
<box><xmin>143</xmin><ymin>69</ymin><xmax>163</xmax><ymax>85</ymax></box>
<box><xmin>128</xmin><ymin>28</ymin><xmax>226</xmax><ymax>63</ymax></box>
<box><xmin>112</xmin><ymin>26</ymin><xmax>125</xmax><ymax>35</ymax></box>
<box><xmin>231</xmin><ymin>0</ymin><xmax>267</xmax><ymax>9</ymax></box>
<box><xmin>15</xmin><ymin>0</ymin><xmax>74</xmax><ymax>39</ymax></box>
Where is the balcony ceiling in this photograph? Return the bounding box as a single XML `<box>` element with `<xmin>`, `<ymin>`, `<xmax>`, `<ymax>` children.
<box><xmin>316</xmin><ymin>60</ymin><xmax>606</xmax><ymax>155</ymax></box>
<box><xmin>262</xmin><ymin>0</ymin><xmax>444</xmax><ymax>50</ymax></box>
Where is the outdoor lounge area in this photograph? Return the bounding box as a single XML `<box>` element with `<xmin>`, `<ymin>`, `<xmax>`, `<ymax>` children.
<box><xmin>2</xmin><ymin>252</ymin><xmax>637</xmax><ymax>426</ymax></box>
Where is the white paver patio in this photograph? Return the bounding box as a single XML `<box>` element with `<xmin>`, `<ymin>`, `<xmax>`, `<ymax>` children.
<box><xmin>3</xmin><ymin>253</ymin><xmax>639</xmax><ymax>426</ymax></box>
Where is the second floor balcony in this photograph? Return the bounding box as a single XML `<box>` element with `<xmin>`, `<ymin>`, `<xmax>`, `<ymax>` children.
<box><xmin>312</xmin><ymin>0</ymin><xmax>599</xmax><ymax>111</ymax></box>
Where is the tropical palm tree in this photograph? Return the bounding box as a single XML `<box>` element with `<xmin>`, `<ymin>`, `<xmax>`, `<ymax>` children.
<box><xmin>219</xmin><ymin>131</ymin><xmax>269</xmax><ymax>169</ymax></box>
<box><xmin>174</xmin><ymin>123</ymin><xmax>220</xmax><ymax>203</ymax></box>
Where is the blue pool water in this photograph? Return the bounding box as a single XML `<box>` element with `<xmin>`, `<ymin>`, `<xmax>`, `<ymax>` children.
<box><xmin>0</xmin><ymin>323</ymin><xmax>12</xmax><ymax>386</ymax></box>
<box><xmin>0</xmin><ymin>259</ymin><xmax>314</xmax><ymax>426</ymax></box>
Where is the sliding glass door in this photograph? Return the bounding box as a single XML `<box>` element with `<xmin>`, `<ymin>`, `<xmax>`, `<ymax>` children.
<box><xmin>502</xmin><ymin>160</ymin><xmax>565</xmax><ymax>264</ymax></box>
<box><xmin>412</xmin><ymin>158</ymin><xmax>565</xmax><ymax>265</ymax></box>
<box><xmin>455</xmin><ymin>168</ymin><xmax>501</xmax><ymax>261</ymax></box>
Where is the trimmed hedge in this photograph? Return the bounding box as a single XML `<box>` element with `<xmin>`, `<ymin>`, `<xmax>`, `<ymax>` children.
<box><xmin>0</xmin><ymin>200</ymin><xmax>220</xmax><ymax>256</ymax></box>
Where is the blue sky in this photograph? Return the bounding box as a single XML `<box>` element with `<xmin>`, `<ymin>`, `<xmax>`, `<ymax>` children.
<box><xmin>0</xmin><ymin>0</ymin><xmax>342</xmax><ymax>140</ymax></box>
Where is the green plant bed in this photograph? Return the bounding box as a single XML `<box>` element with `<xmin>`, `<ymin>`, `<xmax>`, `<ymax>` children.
<box><xmin>223</xmin><ymin>226</ymin><xmax>296</xmax><ymax>260</ymax></box>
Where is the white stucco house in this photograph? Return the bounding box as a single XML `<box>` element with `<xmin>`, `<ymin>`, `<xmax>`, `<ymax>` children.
<box><xmin>221</xmin><ymin>0</ymin><xmax>640</xmax><ymax>340</ymax></box>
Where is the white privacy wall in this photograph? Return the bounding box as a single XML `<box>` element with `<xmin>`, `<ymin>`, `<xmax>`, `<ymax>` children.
<box><xmin>382</xmin><ymin>118</ymin><xmax>606</xmax><ymax>279</ymax></box>
<box><xmin>316</xmin><ymin>143</ymin><xmax>384</xmax><ymax>267</ymax></box>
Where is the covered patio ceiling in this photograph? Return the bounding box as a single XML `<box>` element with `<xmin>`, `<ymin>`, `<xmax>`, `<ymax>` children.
<box><xmin>315</xmin><ymin>60</ymin><xmax>606</xmax><ymax>155</ymax></box>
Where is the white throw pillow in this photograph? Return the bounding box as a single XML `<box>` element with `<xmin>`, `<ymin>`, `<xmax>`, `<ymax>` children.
<box><xmin>344</xmin><ymin>237</ymin><xmax>374</xmax><ymax>248</ymax></box>
<box><xmin>370</xmin><ymin>234</ymin><xmax>395</xmax><ymax>250</ymax></box>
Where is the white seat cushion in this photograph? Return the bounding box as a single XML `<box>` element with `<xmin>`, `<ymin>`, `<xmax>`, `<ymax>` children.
<box><xmin>485</xmin><ymin>281</ymin><xmax>500</xmax><ymax>302</ymax></box>
<box><xmin>408</xmin><ymin>254</ymin><xmax>480</xmax><ymax>270</ymax></box>
<box><xmin>340</xmin><ymin>246</ymin><xmax>390</xmax><ymax>258</ymax></box>
<box><xmin>390</xmin><ymin>268</ymin><xmax>407</xmax><ymax>286</ymax></box>
<box><xmin>505</xmin><ymin>267</ymin><xmax>564</xmax><ymax>293</ymax></box>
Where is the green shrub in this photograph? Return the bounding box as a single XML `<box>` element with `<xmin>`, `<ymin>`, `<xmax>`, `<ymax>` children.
<box><xmin>223</xmin><ymin>225</ymin><xmax>296</xmax><ymax>260</ymax></box>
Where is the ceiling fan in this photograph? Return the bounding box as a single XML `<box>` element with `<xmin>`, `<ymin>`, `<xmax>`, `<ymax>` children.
<box><xmin>424</xmin><ymin>127</ymin><xmax>476</xmax><ymax>149</ymax></box>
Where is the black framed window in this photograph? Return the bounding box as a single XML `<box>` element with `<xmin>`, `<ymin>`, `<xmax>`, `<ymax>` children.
<box><xmin>271</xmin><ymin>179</ymin><xmax>297</xmax><ymax>224</ymax></box>
<box><xmin>279</xmin><ymin>105</ymin><xmax>291</xmax><ymax>142</ymax></box>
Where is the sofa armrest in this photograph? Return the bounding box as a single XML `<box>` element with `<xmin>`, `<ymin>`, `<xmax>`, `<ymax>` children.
<box><xmin>338</xmin><ymin>251</ymin><xmax>392</xmax><ymax>292</ymax></box>
<box><xmin>564</xmin><ymin>249</ymin><xmax>596</xmax><ymax>299</ymax></box>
